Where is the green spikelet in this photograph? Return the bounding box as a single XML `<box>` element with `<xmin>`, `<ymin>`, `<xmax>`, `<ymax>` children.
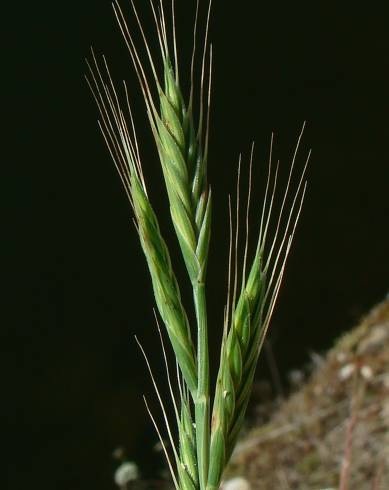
<box><xmin>155</xmin><ymin>56</ymin><xmax>212</xmax><ymax>286</ymax></box>
<box><xmin>208</xmin><ymin>249</ymin><xmax>267</xmax><ymax>488</ymax></box>
<box><xmin>130</xmin><ymin>173</ymin><xmax>198</xmax><ymax>394</ymax></box>
<box><xmin>150</xmin><ymin>47</ymin><xmax>212</xmax><ymax>490</ymax></box>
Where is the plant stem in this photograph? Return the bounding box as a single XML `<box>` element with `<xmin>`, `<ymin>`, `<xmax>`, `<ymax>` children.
<box><xmin>193</xmin><ymin>281</ymin><xmax>210</xmax><ymax>490</ymax></box>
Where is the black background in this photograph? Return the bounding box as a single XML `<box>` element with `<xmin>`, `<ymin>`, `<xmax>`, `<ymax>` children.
<box><xmin>3</xmin><ymin>1</ymin><xmax>389</xmax><ymax>489</ymax></box>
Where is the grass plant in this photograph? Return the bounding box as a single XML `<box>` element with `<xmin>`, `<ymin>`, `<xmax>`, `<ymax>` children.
<box><xmin>87</xmin><ymin>1</ymin><xmax>310</xmax><ymax>489</ymax></box>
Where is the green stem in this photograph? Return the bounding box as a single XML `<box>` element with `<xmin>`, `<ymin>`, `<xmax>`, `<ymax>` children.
<box><xmin>193</xmin><ymin>281</ymin><xmax>210</xmax><ymax>490</ymax></box>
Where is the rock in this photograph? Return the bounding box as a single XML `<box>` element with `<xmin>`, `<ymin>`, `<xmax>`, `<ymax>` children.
<box><xmin>114</xmin><ymin>462</ymin><xmax>139</xmax><ymax>486</ymax></box>
<box><xmin>221</xmin><ymin>477</ymin><xmax>251</xmax><ymax>490</ymax></box>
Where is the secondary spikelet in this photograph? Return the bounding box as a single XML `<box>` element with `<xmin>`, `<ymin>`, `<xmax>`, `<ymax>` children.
<box><xmin>207</xmin><ymin>130</ymin><xmax>309</xmax><ymax>488</ymax></box>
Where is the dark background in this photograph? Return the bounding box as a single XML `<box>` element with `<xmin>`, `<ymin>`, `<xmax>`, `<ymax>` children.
<box><xmin>4</xmin><ymin>1</ymin><xmax>388</xmax><ymax>489</ymax></box>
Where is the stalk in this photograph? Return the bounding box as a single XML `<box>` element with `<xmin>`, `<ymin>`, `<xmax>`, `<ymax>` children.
<box><xmin>194</xmin><ymin>282</ymin><xmax>210</xmax><ymax>490</ymax></box>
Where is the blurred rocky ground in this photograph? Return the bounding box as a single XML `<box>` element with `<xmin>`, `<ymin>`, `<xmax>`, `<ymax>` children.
<box><xmin>226</xmin><ymin>297</ymin><xmax>389</xmax><ymax>489</ymax></box>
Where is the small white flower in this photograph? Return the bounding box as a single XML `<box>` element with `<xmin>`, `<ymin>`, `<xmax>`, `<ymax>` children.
<box><xmin>338</xmin><ymin>363</ymin><xmax>355</xmax><ymax>381</ymax></box>
<box><xmin>114</xmin><ymin>462</ymin><xmax>139</xmax><ymax>487</ymax></box>
<box><xmin>360</xmin><ymin>365</ymin><xmax>373</xmax><ymax>380</ymax></box>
